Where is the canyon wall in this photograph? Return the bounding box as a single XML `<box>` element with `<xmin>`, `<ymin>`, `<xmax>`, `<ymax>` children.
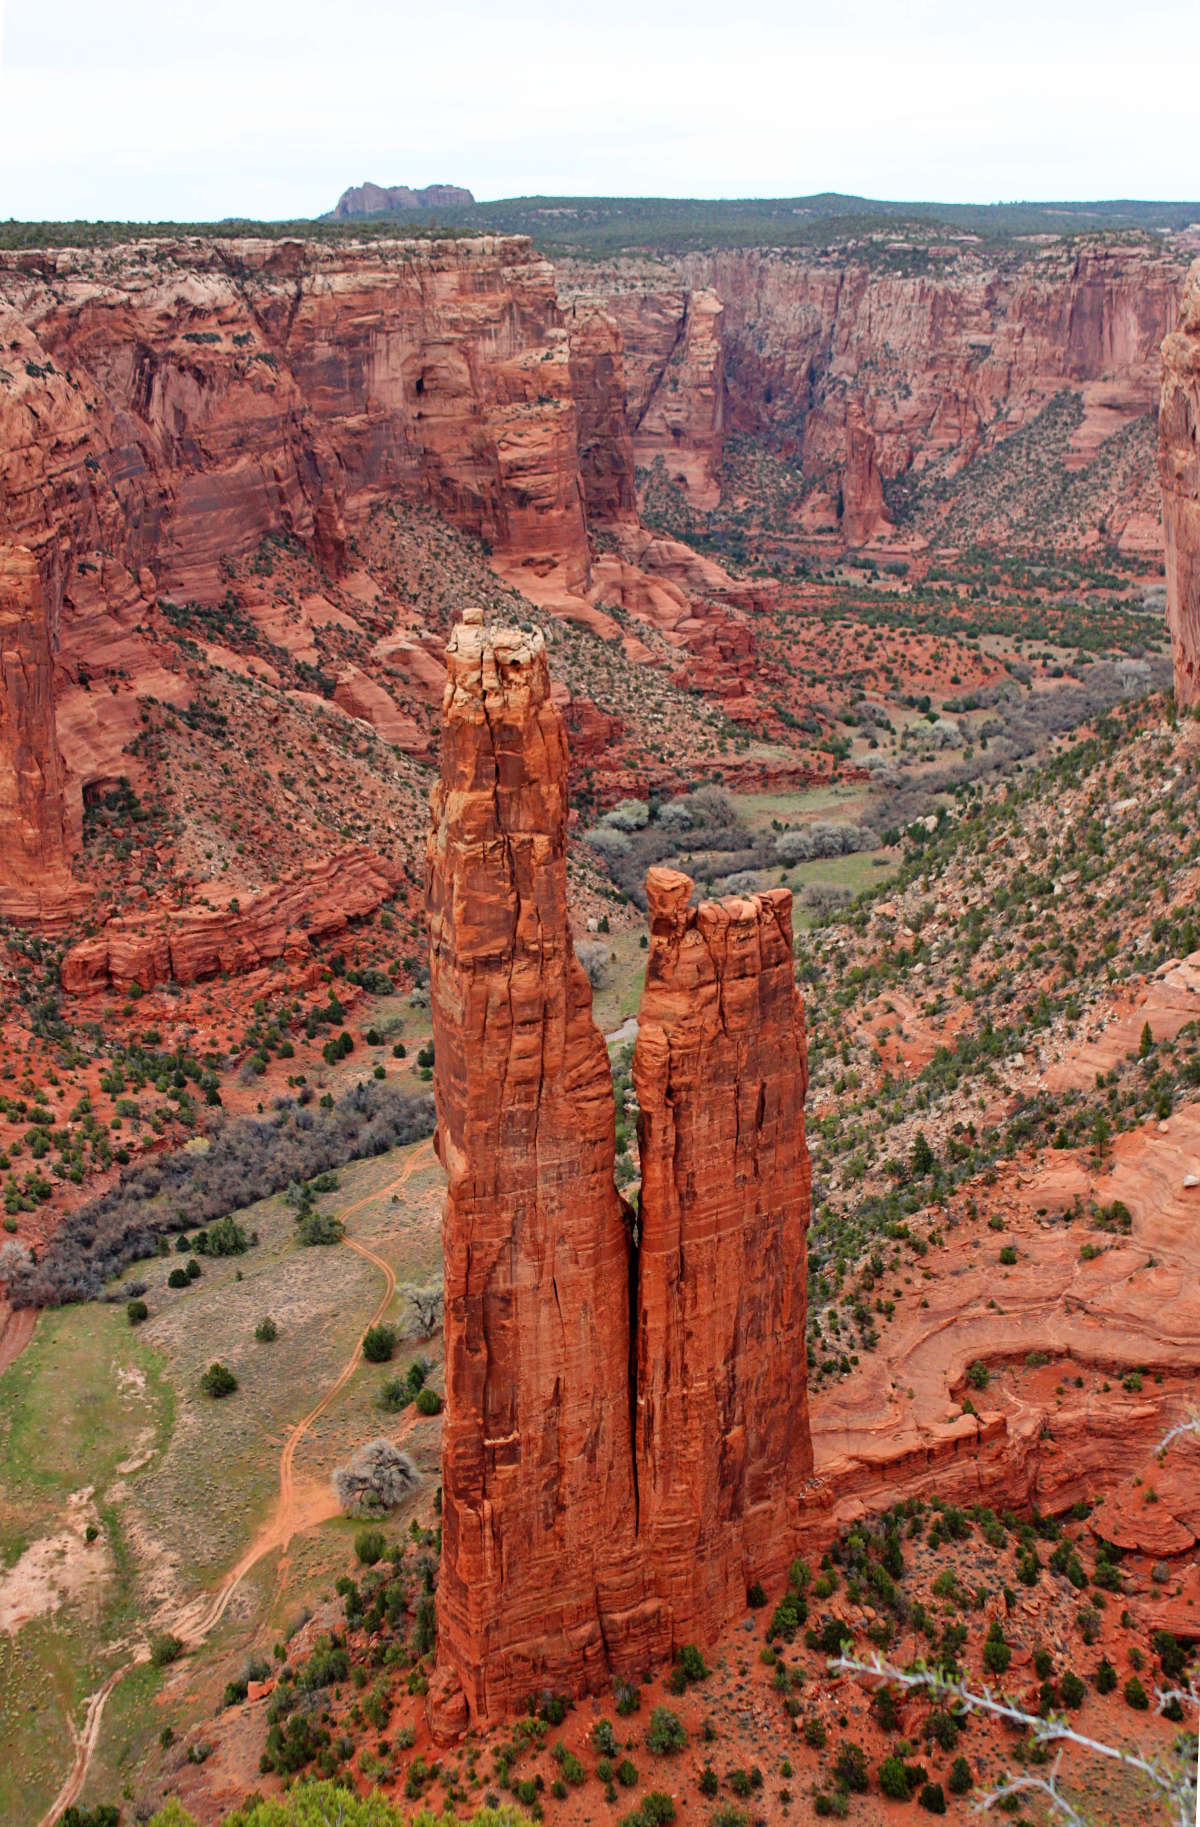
<box><xmin>425</xmin><ymin>612</ymin><xmax>661</xmax><ymax>1734</ymax></box>
<box><xmin>0</xmin><ymin>545</ymin><xmax>84</xmax><ymax>924</ymax></box>
<box><xmin>0</xmin><ymin>234</ymin><xmax>590</xmax><ymax>605</ymax></box>
<box><xmin>0</xmin><ymin>234</ymin><xmax>594</xmax><ymax>913</ymax></box>
<box><xmin>1160</xmin><ymin>259</ymin><xmax>1200</xmax><ymax>706</ymax></box>
<box><xmin>427</xmin><ymin>617</ymin><xmax>816</xmax><ymax>1732</ymax></box>
<box><xmin>633</xmin><ymin>866</ymin><xmax>812</xmax><ymax>1641</ymax></box>
<box><xmin>561</xmin><ymin>240</ymin><xmax>1185</xmax><ymax>547</ymax></box>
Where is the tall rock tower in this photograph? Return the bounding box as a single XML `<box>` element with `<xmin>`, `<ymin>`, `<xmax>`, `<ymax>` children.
<box><xmin>425</xmin><ymin>610</ymin><xmax>660</xmax><ymax>1734</ymax></box>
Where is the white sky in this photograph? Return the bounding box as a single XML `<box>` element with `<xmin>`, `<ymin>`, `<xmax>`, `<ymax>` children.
<box><xmin>1</xmin><ymin>0</ymin><xmax>1198</xmax><ymax>221</ymax></box>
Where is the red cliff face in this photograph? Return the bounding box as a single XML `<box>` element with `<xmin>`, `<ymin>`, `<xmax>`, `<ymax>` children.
<box><xmin>633</xmin><ymin>866</ymin><xmax>812</xmax><ymax>1642</ymax></box>
<box><xmin>0</xmin><ymin>236</ymin><xmax>590</xmax><ymax>604</ymax></box>
<box><xmin>561</xmin><ymin>241</ymin><xmax>1183</xmax><ymax>546</ymax></box>
<box><xmin>0</xmin><ymin>545</ymin><xmax>85</xmax><ymax>923</ymax></box>
<box><xmin>425</xmin><ymin>612</ymin><xmax>661</xmax><ymax>1735</ymax></box>
<box><xmin>567</xmin><ymin>306</ymin><xmax>638</xmax><ymax>524</ymax></box>
<box><xmin>427</xmin><ymin>625</ymin><xmax>815</xmax><ymax>1732</ymax></box>
<box><xmin>0</xmin><ymin>235</ymin><xmax>593</xmax><ymax>908</ymax></box>
<box><xmin>1160</xmin><ymin>259</ymin><xmax>1200</xmax><ymax>706</ymax></box>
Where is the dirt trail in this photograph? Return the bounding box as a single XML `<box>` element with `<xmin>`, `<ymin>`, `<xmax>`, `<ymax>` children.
<box><xmin>37</xmin><ymin>1136</ymin><xmax>437</xmax><ymax>1827</ymax></box>
<box><xmin>0</xmin><ymin>1302</ymin><xmax>35</xmax><ymax>1377</ymax></box>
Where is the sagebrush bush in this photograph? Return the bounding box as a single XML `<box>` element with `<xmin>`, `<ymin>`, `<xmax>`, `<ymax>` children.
<box><xmin>9</xmin><ymin>1082</ymin><xmax>435</xmax><ymax>1307</ymax></box>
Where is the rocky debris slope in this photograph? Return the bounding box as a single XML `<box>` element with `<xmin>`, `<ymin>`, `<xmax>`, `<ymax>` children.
<box><xmin>634</xmin><ymin>866</ymin><xmax>812</xmax><ymax>1640</ymax></box>
<box><xmin>1160</xmin><ymin>257</ymin><xmax>1200</xmax><ymax>705</ymax></box>
<box><xmin>425</xmin><ymin>611</ymin><xmax>658</xmax><ymax>1735</ymax></box>
<box><xmin>426</xmin><ymin>617</ymin><xmax>818</xmax><ymax>1733</ymax></box>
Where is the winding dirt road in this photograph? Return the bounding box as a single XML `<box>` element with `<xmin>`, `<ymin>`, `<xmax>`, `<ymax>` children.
<box><xmin>36</xmin><ymin>1136</ymin><xmax>437</xmax><ymax>1827</ymax></box>
<box><xmin>0</xmin><ymin>1303</ymin><xmax>35</xmax><ymax>1378</ymax></box>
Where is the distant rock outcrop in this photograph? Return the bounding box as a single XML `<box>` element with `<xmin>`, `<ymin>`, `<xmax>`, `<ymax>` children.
<box><xmin>328</xmin><ymin>182</ymin><xmax>474</xmax><ymax>218</ymax></box>
<box><xmin>1160</xmin><ymin>258</ymin><xmax>1200</xmax><ymax>706</ymax></box>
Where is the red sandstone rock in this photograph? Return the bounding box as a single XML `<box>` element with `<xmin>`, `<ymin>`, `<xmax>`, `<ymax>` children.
<box><xmin>332</xmin><ymin>666</ymin><xmax>428</xmax><ymax>755</ymax></box>
<box><xmin>0</xmin><ymin>545</ymin><xmax>86</xmax><ymax>924</ymax></box>
<box><xmin>633</xmin><ymin>866</ymin><xmax>813</xmax><ymax>1641</ymax></box>
<box><xmin>840</xmin><ymin>413</ymin><xmax>890</xmax><ymax>547</ymax></box>
<box><xmin>1160</xmin><ymin>259</ymin><xmax>1200</xmax><ymax>705</ymax></box>
<box><xmin>562</xmin><ymin>241</ymin><xmax>1183</xmax><ymax>551</ymax></box>
<box><xmin>59</xmin><ymin>846</ymin><xmax>397</xmax><ymax>993</ymax></box>
<box><xmin>426</xmin><ymin>614</ymin><xmax>662</xmax><ymax>1734</ymax></box>
<box><xmin>567</xmin><ymin>306</ymin><xmax>638</xmax><ymax>523</ymax></box>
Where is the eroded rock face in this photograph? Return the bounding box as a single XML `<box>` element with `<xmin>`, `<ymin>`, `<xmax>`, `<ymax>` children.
<box><xmin>59</xmin><ymin>846</ymin><xmax>397</xmax><ymax>993</ymax></box>
<box><xmin>426</xmin><ymin>614</ymin><xmax>662</xmax><ymax>1732</ymax></box>
<box><xmin>0</xmin><ymin>236</ymin><xmax>594</xmax><ymax>898</ymax></box>
<box><xmin>562</xmin><ymin>241</ymin><xmax>1183</xmax><ymax>542</ymax></box>
<box><xmin>633</xmin><ymin>866</ymin><xmax>812</xmax><ymax>1641</ymax></box>
<box><xmin>0</xmin><ymin>545</ymin><xmax>84</xmax><ymax>923</ymax></box>
<box><xmin>1160</xmin><ymin>260</ymin><xmax>1200</xmax><ymax>706</ymax></box>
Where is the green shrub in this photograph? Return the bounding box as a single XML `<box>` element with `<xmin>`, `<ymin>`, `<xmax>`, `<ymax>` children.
<box><xmin>616</xmin><ymin>1758</ymin><xmax>638</xmax><ymax>1787</ymax></box>
<box><xmin>592</xmin><ymin>1718</ymin><xmax>617</xmax><ymax>1757</ymax></box>
<box><xmin>127</xmin><ymin>1297</ymin><xmax>149</xmax><ymax>1325</ymax></box>
<box><xmin>354</xmin><ymin>1529</ymin><xmax>386</xmax><ymax>1566</ymax></box>
<box><xmin>833</xmin><ymin>1741</ymin><xmax>869</xmax><ymax>1793</ymax></box>
<box><xmin>151</xmin><ymin>1632</ymin><xmax>184</xmax><ymax>1667</ymax></box>
<box><xmin>199</xmin><ymin>1362</ymin><xmax>237</xmax><ymax>1398</ymax></box>
<box><xmin>646</xmin><ymin>1706</ymin><xmax>687</xmax><ymax>1754</ymax></box>
<box><xmin>1060</xmin><ymin>1669</ymin><xmax>1086</xmax><ymax>1708</ymax></box>
<box><xmin>296</xmin><ymin>1210</ymin><xmax>345</xmax><ymax>1245</ymax></box>
<box><xmin>999</xmin><ymin>1245</ymin><xmax>1017</xmax><ymax>1265</ymax></box>
<box><xmin>965</xmin><ymin>1360</ymin><xmax>990</xmax><ymax>1389</ymax></box>
<box><xmin>918</xmin><ymin>1782</ymin><xmax>946</xmax><ymax>1813</ymax></box>
<box><xmin>1095</xmin><ymin>1657</ymin><xmax>1117</xmax><ymax>1693</ymax></box>
<box><xmin>878</xmin><ymin>1754</ymin><xmax>912</xmax><ymax>1800</ymax></box>
<box><xmin>803</xmin><ymin>1716</ymin><xmax>827</xmax><ymax>1749</ymax></box>
<box><xmin>255</xmin><ymin>1316</ymin><xmax>278</xmax><ymax>1342</ymax></box>
<box><xmin>362</xmin><ymin>1324</ymin><xmax>396</xmax><ymax>1364</ymax></box>
<box><xmin>947</xmin><ymin>1757</ymin><xmax>972</xmax><ymax>1795</ymax></box>
<box><xmin>415</xmin><ymin>1386</ymin><xmax>442</xmax><ymax>1415</ymax></box>
<box><xmin>674</xmin><ymin>1643</ymin><xmax>708</xmax><ymax>1685</ymax></box>
<box><xmin>168</xmin><ymin>1267</ymin><xmax>190</xmax><ymax>1289</ymax></box>
<box><xmin>983</xmin><ymin>1621</ymin><xmax>1011</xmax><ymax>1674</ymax></box>
<box><xmin>1123</xmin><ymin>1675</ymin><xmax>1149</xmax><ymax>1710</ymax></box>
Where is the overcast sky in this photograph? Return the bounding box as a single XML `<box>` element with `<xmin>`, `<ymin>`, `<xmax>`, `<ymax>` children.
<box><xmin>2</xmin><ymin>0</ymin><xmax>1198</xmax><ymax>221</ymax></box>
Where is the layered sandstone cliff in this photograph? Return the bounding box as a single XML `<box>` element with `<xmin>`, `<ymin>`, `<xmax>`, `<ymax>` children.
<box><xmin>427</xmin><ymin>616</ymin><xmax>815</xmax><ymax>1732</ymax></box>
<box><xmin>425</xmin><ymin>612</ymin><xmax>660</xmax><ymax>1733</ymax></box>
<box><xmin>0</xmin><ymin>235</ymin><xmax>594</xmax><ymax>912</ymax></box>
<box><xmin>633</xmin><ymin>867</ymin><xmax>812</xmax><ymax>1639</ymax></box>
<box><xmin>1160</xmin><ymin>259</ymin><xmax>1200</xmax><ymax>706</ymax></box>
<box><xmin>0</xmin><ymin>545</ymin><xmax>85</xmax><ymax>923</ymax></box>
<box><xmin>561</xmin><ymin>240</ymin><xmax>1184</xmax><ymax>546</ymax></box>
<box><xmin>59</xmin><ymin>846</ymin><xmax>398</xmax><ymax>994</ymax></box>
<box><xmin>0</xmin><ymin>235</ymin><xmax>590</xmax><ymax>605</ymax></box>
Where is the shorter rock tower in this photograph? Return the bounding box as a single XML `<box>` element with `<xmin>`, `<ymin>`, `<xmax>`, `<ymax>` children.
<box><xmin>427</xmin><ymin>613</ymin><xmax>812</xmax><ymax>1732</ymax></box>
